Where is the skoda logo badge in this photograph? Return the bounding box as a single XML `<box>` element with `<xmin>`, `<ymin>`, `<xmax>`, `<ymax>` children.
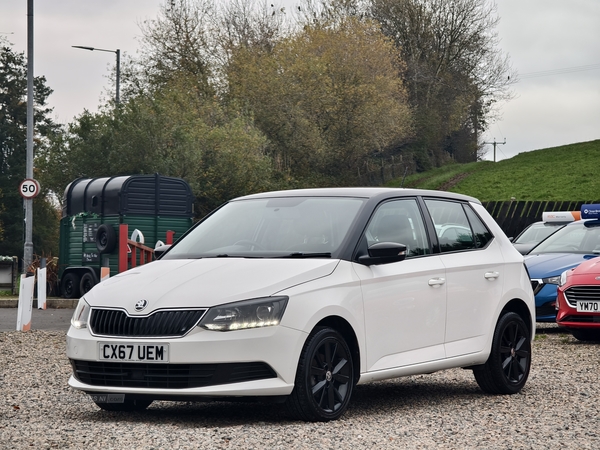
<box><xmin>135</xmin><ymin>299</ymin><xmax>148</xmax><ymax>312</ymax></box>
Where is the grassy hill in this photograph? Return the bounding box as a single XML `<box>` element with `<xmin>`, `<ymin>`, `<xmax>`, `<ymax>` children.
<box><xmin>387</xmin><ymin>139</ymin><xmax>600</xmax><ymax>201</ymax></box>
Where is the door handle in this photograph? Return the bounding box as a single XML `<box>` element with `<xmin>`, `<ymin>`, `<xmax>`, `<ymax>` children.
<box><xmin>428</xmin><ymin>277</ymin><xmax>446</xmax><ymax>287</ymax></box>
<box><xmin>484</xmin><ymin>271</ymin><xmax>500</xmax><ymax>280</ymax></box>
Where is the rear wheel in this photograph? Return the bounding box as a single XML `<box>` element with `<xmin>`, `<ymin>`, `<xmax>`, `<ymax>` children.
<box><xmin>473</xmin><ymin>312</ymin><xmax>531</xmax><ymax>394</ymax></box>
<box><xmin>79</xmin><ymin>272</ymin><xmax>96</xmax><ymax>295</ymax></box>
<box><xmin>61</xmin><ymin>272</ymin><xmax>81</xmax><ymax>299</ymax></box>
<box><xmin>93</xmin><ymin>396</ymin><xmax>153</xmax><ymax>412</ymax></box>
<box><xmin>286</xmin><ymin>327</ymin><xmax>354</xmax><ymax>422</ymax></box>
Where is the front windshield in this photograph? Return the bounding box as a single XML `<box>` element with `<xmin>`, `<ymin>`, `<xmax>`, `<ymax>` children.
<box><xmin>164</xmin><ymin>196</ymin><xmax>366</xmax><ymax>259</ymax></box>
<box><xmin>530</xmin><ymin>221</ymin><xmax>600</xmax><ymax>254</ymax></box>
<box><xmin>514</xmin><ymin>223</ymin><xmax>563</xmax><ymax>244</ymax></box>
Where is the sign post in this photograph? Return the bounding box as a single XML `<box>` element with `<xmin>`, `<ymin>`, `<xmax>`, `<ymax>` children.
<box><xmin>20</xmin><ymin>178</ymin><xmax>40</xmax><ymax>273</ymax></box>
<box><xmin>19</xmin><ymin>178</ymin><xmax>41</xmax><ymax>200</ymax></box>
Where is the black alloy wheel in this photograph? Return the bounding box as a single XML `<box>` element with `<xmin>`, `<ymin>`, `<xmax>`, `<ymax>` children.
<box><xmin>474</xmin><ymin>312</ymin><xmax>531</xmax><ymax>394</ymax></box>
<box><xmin>286</xmin><ymin>327</ymin><xmax>354</xmax><ymax>421</ymax></box>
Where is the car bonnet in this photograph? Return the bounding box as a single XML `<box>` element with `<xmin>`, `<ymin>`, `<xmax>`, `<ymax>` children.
<box><xmin>82</xmin><ymin>258</ymin><xmax>340</xmax><ymax>314</ymax></box>
<box><xmin>524</xmin><ymin>253</ymin><xmax>600</xmax><ymax>278</ymax></box>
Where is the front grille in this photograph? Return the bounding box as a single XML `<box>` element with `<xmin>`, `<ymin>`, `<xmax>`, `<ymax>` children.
<box><xmin>531</xmin><ymin>279</ymin><xmax>544</xmax><ymax>295</ymax></box>
<box><xmin>70</xmin><ymin>360</ymin><xmax>277</xmax><ymax>389</ymax></box>
<box><xmin>564</xmin><ymin>286</ymin><xmax>600</xmax><ymax>308</ymax></box>
<box><xmin>89</xmin><ymin>308</ymin><xmax>206</xmax><ymax>338</ymax></box>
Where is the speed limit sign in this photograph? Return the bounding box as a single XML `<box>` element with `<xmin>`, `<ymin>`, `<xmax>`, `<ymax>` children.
<box><xmin>19</xmin><ymin>178</ymin><xmax>41</xmax><ymax>199</ymax></box>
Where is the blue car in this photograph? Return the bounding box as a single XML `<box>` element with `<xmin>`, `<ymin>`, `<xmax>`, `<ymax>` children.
<box><xmin>511</xmin><ymin>210</ymin><xmax>580</xmax><ymax>255</ymax></box>
<box><xmin>525</xmin><ymin>205</ymin><xmax>600</xmax><ymax>322</ymax></box>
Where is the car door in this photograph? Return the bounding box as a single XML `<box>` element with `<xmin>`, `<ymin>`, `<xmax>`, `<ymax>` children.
<box><xmin>354</xmin><ymin>198</ymin><xmax>447</xmax><ymax>372</ymax></box>
<box><xmin>424</xmin><ymin>199</ymin><xmax>504</xmax><ymax>358</ymax></box>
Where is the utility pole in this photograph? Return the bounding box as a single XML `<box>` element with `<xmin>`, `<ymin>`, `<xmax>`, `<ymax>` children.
<box><xmin>483</xmin><ymin>138</ymin><xmax>506</xmax><ymax>162</ymax></box>
<box><xmin>24</xmin><ymin>0</ymin><xmax>34</xmax><ymax>272</ymax></box>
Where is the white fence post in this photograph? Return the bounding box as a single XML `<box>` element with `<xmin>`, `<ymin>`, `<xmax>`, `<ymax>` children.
<box><xmin>37</xmin><ymin>258</ymin><xmax>47</xmax><ymax>310</ymax></box>
<box><xmin>16</xmin><ymin>274</ymin><xmax>35</xmax><ymax>331</ymax></box>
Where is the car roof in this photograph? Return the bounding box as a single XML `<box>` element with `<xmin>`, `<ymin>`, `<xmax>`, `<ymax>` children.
<box><xmin>234</xmin><ymin>187</ymin><xmax>481</xmax><ymax>204</ymax></box>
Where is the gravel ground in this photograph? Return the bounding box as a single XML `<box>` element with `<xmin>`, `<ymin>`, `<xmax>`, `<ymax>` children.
<box><xmin>1</xmin><ymin>325</ymin><xmax>599</xmax><ymax>450</ymax></box>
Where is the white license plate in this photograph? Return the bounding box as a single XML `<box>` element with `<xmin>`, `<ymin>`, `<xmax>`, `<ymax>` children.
<box><xmin>576</xmin><ymin>301</ymin><xmax>600</xmax><ymax>313</ymax></box>
<box><xmin>98</xmin><ymin>343</ymin><xmax>169</xmax><ymax>362</ymax></box>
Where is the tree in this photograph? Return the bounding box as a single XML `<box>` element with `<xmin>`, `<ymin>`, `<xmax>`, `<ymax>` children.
<box><xmin>38</xmin><ymin>75</ymin><xmax>274</xmax><ymax>217</ymax></box>
<box><xmin>218</xmin><ymin>0</ymin><xmax>289</xmax><ymax>58</ymax></box>
<box><xmin>127</xmin><ymin>0</ymin><xmax>217</xmax><ymax>100</ymax></box>
<box><xmin>0</xmin><ymin>39</ymin><xmax>60</xmax><ymax>259</ymax></box>
<box><xmin>227</xmin><ymin>17</ymin><xmax>413</xmax><ymax>185</ymax></box>
<box><xmin>368</xmin><ymin>0</ymin><xmax>514</xmax><ymax>166</ymax></box>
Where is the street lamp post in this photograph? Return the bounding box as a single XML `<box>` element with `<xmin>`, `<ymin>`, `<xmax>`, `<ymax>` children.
<box><xmin>72</xmin><ymin>45</ymin><xmax>120</xmax><ymax>105</ymax></box>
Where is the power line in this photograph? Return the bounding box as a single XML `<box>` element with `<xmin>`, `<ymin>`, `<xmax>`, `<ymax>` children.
<box><xmin>483</xmin><ymin>138</ymin><xmax>506</xmax><ymax>163</ymax></box>
<box><xmin>519</xmin><ymin>63</ymin><xmax>600</xmax><ymax>79</ymax></box>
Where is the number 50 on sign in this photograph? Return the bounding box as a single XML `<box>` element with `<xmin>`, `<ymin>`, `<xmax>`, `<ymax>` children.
<box><xmin>19</xmin><ymin>179</ymin><xmax>41</xmax><ymax>199</ymax></box>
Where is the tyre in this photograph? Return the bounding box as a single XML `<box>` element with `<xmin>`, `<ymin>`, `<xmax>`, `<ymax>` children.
<box><xmin>79</xmin><ymin>272</ymin><xmax>96</xmax><ymax>295</ymax></box>
<box><xmin>61</xmin><ymin>272</ymin><xmax>81</xmax><ymax>299</ymax></box>
<box><xmin>570</xmin><ymin>328</ymin><xmax>600</xmax><ymax>341</ymax></box>
<box><xmin>93</xmin><ymin>396</ymin><xmax>153</xmax><ymax>412</ymax></box>
<box><xmin>96</xmin><ymin>224</ymin><xmax>117</xmax><ymax>254</ymax></box>
<box><xmin>286</xmin><ymin>327</ymin><xmax>354</xmax><ymax>422</ymax></box>
<box><xmin>473</xmin><ymin>312</ymin><xmax>531</xmax><ymax>394</ymax></box>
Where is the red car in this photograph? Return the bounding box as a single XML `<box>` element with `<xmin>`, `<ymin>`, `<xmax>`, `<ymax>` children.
<box><xmin>556</xmin><ymin>257</ymin><xmax>600</xmax><ymax>341</ymax></box>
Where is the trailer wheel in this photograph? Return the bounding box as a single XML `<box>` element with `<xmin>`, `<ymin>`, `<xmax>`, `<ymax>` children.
<box><xmin>62</xmin><ymin>273</ymin><xmax>81</xmax><ymax>299</ymax></box>
<box><xmin>80</xmin><ymin>272</ymin><xmax>96</xmax><ymax>295</ymax></box>
<box><xmin>96</xmin><ymin>224</ymin><xmax>117</xmax><ymax>254</ymax></box>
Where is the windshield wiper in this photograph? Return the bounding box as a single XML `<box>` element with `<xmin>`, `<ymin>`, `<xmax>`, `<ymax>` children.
<box><xmin>279</xmin><ymin>252</ymin><xmax>332</xmax><ymax>258</ymax></box>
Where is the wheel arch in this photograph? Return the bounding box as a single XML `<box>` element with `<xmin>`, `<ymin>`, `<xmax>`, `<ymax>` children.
<box><xmin>313</xmin><ymin>315</ymin><xmax>361</xmax><ymax>384</ymax></box>
<box><xmin>500</xmin><ymin>298</ymin><xmax>534</xmax><ymax>339</ymax></box>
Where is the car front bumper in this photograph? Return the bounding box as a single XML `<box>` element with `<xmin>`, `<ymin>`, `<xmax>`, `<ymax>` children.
<box><xmin>66</xmin><ymin>323</ymin><xmax>306</xmax><ymax>398</ymax></box>
<box><xmin>534</xmin><ymin>283</ymin><xmax>558</xmax><ymax>322</ymax></box>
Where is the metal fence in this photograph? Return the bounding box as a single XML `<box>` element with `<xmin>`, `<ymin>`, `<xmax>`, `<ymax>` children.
<box><xmin>482</xmin><ymin>200</ymin><xmax>598</xmax><ymax>239</ymax></box>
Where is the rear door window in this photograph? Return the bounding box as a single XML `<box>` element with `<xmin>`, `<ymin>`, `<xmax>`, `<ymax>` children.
<box><xmin>424</xmin><ymin>199</ymin><xmax>492</xmax><ymax>252</ymax></box>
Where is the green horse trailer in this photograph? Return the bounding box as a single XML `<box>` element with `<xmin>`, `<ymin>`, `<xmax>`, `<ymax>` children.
<box><xmin>59</xmin><ymin>174</ymin><xmax>194</xmax><ymax>298</ymax></box>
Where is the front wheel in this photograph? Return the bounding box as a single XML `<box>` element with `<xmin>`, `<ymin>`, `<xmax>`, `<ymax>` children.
<box><xmin>286</xmin><ymin>327</ymin><xmax>354</xmax><ymax>422</ymax></box>
<box><xmin>473</xmin><ymin>312</ymin><xmax>531</xmax><ymax>394</ymax></box>
<box><xmin>570</xmin><ymin>328</ymin><xmax>600</xmax><ymax>341</ymax></box>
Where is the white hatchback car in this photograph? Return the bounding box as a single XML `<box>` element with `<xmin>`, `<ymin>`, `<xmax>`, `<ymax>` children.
<box><xmin>67</xmin><ymin>188</ymin><xmax>535</xmax><ymax>421</ymax></box>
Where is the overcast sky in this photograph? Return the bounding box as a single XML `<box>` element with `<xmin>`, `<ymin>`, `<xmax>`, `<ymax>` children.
<box><xmin>2</xmin><ymin>0</ymin><xmax>599</xmax><ymax>161</ymax></box>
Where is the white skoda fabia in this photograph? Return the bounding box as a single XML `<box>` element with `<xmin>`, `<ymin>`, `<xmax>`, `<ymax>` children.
<box><xmin>67</xmin><ymin>188</ymin><xmax>535</xmax><ymax>421</ymax></box>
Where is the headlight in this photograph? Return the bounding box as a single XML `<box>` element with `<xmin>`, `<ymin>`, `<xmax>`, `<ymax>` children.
<box><xmin>542</xmin><ymin>275</ymin><xmax>561</xmax><ymax>285</ymax></box>
<box><xmin>559</xmin><ymin>269</ymin><xmax>572</xmax><ymax>287</ymax></box>
<box><xmin>199</xmin><ymin>296</ymin><xmax>288</xmax><ymax>331</ymax></box>
<box><xmin>71</xmin><ymin>298</ymin><xmax>91</xmax><ymax>329</ymax></box>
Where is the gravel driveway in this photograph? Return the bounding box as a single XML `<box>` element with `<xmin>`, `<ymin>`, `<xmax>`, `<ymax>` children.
<box><xmin>1</xmin><ymin>325</ymin><xmax>598</xmax><ymax>449</ymax></box>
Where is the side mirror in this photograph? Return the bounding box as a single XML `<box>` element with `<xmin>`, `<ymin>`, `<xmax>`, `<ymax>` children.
<box><xmin>358</xmin><ymin>242</ymin><xmax>407</xmax><ymax>266</ymax></box>
<box><xmin>154</xmin><ymin>244</ymin><xmax>171</xmax><ymax>259</ymax></box>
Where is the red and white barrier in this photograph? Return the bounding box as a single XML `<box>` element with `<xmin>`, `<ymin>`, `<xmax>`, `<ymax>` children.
<box><xmin>16</xmin><ymin>274</ymin><xmax>35</xmax><ymax>331</ymax></box>
<box><xmin>37</xmin><ymin>267</ymin><xmax>47</xmax><ymax>310</ymax></box>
